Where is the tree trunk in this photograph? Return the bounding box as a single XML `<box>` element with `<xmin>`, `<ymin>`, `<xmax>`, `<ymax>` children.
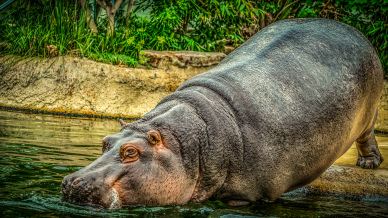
<box><xmin>125</xmin><ymin>0</ymin><xmax>135</xmax><ymax>27</ymax></box>
<box><xmin>107</xmin><ymin>7</ymin><xmax>115</xmax><ymax>37</ymax></box>
<box><xmin>80</xmin><ymin>0</ymin><xmax>98</xmax><ymax>34</ymax></box>
<box><xmin>96</xmin><ymin>0</ymin><xmax>123</xmax><ymax>37</ymax></box>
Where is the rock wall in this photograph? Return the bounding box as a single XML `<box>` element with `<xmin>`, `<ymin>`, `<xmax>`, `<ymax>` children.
<box><xmin>305</xmin><ymin>165</ymin><xmax>388</xmax><ymax>197</ymax></box>
<box><xmin>0</xmin><ymin>55</ymin><xmax>212</xmax><ymax>118</ymax></box>
<box><xmin>375</xmin><ymin>82</ymin><xmax>388</xmax><ymax>132</ymax></box>
<box><xmin>1</xmin><ymin>54</ymin><xmax>388</xmax><ymax>133</ymax></box>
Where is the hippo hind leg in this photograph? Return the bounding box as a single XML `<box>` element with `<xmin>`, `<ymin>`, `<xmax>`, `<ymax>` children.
<box><xmin>356</xmin><ymin>131</ymin><xmax>383</xmax><ymax>169</ymax></box>
<box><xmin>355</xmin><ymin>112</ymin><xmax>384</xmax><ymax>169</ymax></box>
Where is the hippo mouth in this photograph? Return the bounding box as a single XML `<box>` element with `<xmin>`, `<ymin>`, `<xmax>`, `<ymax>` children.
<box><xmin>62</xmin><ymin>186</ymin><xmax>122</xmax><ymax>209</ymax></box>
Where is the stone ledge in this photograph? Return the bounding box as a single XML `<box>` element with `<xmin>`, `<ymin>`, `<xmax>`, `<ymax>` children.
<box><xmin>375</xmin><ymin>81</ymin><xmax>388</xmax><ymax>132</ymax></box>
<box><xmin>305</xmin><ymin>165</ymin><xmax>388</xmax><ymax>198</ymax></box>
<box><xmin>141</xmin><ymin>50</ymin><xmax>226</xmax><ymax>69</ymax></box>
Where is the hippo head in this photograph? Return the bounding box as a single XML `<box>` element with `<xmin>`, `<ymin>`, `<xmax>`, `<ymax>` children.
<box><xmin>61</xmin><ymin>119</ymin><xmax>198</xmax><ymax>208</ymax></box>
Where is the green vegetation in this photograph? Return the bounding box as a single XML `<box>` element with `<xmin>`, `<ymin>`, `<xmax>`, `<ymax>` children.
<box><xmin>0</xmin><ymin>0</ymin><xmax>386</xmax><ymax>74</ymax></box>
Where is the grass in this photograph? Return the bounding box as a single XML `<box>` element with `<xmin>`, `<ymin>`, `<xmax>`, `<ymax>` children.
<box><xmin>0</xmin><ymin>1</ymin><xmax>141</xmax><ymax>66</ymax></box>
<box><xmin>0</xmin><ymin>0</ymin><xmax>386</xmax><ymax>75</ymax></box>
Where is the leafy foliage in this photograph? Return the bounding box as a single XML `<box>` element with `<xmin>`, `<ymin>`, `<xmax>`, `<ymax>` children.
<box><xmin>0</xmin><ymin>0</ymin><xmax>386</xmax><ymax>75</ymax></box>
<box><xmin>295</xmin><ymin>0</ymin><xmax>387</xmax><ymax>77</ymax></box>
<box><xmin>337</xmin><ymin>0</ymin><xmax>387</xmax><ymax>77</ymax></box>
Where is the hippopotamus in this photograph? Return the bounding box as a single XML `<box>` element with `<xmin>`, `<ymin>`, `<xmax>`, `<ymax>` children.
<box><xmin>61</xmin><ymin>18</ymin><xmax>384</xmax><ymax>208</ymax></box>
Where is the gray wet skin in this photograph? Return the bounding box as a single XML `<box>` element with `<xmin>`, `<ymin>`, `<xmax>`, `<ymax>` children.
<box><xmin>62</xmin><ymin>18</ymin><xmax>384</xmax><ymax>208</ymax></box>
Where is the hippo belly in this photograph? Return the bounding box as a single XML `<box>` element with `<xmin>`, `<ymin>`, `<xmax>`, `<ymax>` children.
<box><xmin>62</xmin><ymin>18</ymin><xmax>384</xmax><ymax>208</ymax></box>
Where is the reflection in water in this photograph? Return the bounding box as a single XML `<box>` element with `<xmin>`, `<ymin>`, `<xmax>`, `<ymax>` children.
<box><xmin>0</xmin><ymin>110</ymin><xmax>387</xmax><ymax>217</ymax></box>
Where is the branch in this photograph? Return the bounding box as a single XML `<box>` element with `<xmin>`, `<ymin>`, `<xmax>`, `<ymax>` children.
<box><xmin>112</xmin><ymin>0</ymin><xmax>124</xmax><ymax>13</ymax></box>
<box><xmin>79</xmin><ymin>0</ymin><xmax>85</xmax><ymax>6</ymax></box>
<box><xmin>127</xmin><ymin>0</ymin><xmax>135</xmax><ymax>16</ymax></box>
<box><xmin>126</xmin><ymin>0</ymin><xmax>135</xmax><ymax>26</ymax></box>
<box><xmin>97</xmin><ymin>0</ymin><xmax>123</xmax><ymax>14</ymax></box>
<box><xmin>96</xmin><ymin>0</ymin><xmax>107</xmax><ymax>9</ymax></box>
<box><xmin>274</xmin><ymin>0</ymin><xmax>299</xmax><ymax>21</ymax></box>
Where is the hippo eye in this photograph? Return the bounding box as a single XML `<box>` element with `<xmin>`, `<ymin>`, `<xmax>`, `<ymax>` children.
<box><xmin>120</xmin><ymin>145</ymin><xmax>139</xmax><ymax>163</ymax></box>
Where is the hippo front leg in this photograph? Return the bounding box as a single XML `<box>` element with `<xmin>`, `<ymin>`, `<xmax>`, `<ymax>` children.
<box><xmin>356</xmin><ymin>130</ymin><xmax>384</xmax><ymax>169</ymax></box>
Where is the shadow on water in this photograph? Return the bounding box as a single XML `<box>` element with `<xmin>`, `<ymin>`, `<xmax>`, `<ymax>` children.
<box><xmin>0</xmin><ymin>110</ymin><xmax>387</xmax><ymax>217</ymax></box>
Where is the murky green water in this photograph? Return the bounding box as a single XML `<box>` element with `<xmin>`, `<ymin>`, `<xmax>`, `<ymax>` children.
<box><xmin>0</xmin><ymin>110</ymin><xmax>387</xmax><ymax>217</ymax></box>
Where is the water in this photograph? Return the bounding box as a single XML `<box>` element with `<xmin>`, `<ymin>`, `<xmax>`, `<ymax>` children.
<box><xmin>0</xmin><ymin>110</ymin><xmax>387</xmax><ymax>217</ymax></box>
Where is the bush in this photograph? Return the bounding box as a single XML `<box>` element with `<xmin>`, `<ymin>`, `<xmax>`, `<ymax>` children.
<box><xmin>296</xmin><ymin>0</ymin><xmax>387</xmax><ymax>77</ymax></box>
<box><xmin>0</xmin><ymin>0</ymin><xmax>386</xmax><ymax>75</ymax></box>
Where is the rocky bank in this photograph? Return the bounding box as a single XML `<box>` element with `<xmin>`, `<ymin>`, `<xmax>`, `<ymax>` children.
<box><xmin>0</xmin><ymin>53</ymin><xmax>223</xmax><ymax>118</ymax></box>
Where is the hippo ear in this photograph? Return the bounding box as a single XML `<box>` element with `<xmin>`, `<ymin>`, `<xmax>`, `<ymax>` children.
<box><xmin>147</xmin><ymin>130</ymin><xmax>162</xmax><ymax>146</ymax></box>
<box><xmin>118</xmin><ymin>119</ymin><xmax>128</xmax><ymax>127</ymax></box>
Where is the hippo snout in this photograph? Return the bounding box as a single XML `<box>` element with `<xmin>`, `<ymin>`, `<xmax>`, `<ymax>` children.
<box><xmin>61</xmin><ymin>174</ymin><xmax>101</xmax><ymax>206</ymax></box>
<box><xmin>61</xmin><ymin>168</ymin><xmax>124</xmax><ymax>208</ymax></box>
<box><xmin>62</xmin><ymin>175</ymin><xmax>83</xmax><ymax>198</ymax></box>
